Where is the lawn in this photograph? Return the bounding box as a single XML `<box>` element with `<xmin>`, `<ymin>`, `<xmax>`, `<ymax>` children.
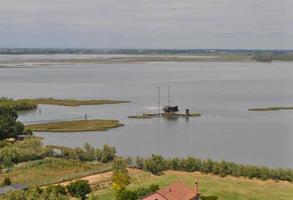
<box><xmin>0</xmin><ymin>158</ymin><xmax>112</xmax><ymax>186</ymax></box>
<box><xmin>26</xmin><ymin>119</ymin><xmax>123</xmax><ymax>132</ymax></box>
<box><xmin>21</xmin><ymin>98</ymin><xmax>129</xmax><ymax>106</ymax></box>
<box><xmin>94</xmin><ymin>170</ymin><xmax>293</xmax><ymax>200</ymax></box>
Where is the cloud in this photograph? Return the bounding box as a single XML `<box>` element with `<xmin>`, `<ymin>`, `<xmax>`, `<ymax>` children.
<box><xmin>0</xmin><ymin>0</ymin><xmax>292</xmax><ymax>48</ymax></box>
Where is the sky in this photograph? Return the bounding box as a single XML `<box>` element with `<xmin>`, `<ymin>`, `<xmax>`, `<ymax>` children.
<box><xmin>1</xmin><ymin>0</ymin><xmax>293</xmax><ymax>49</ymax></box>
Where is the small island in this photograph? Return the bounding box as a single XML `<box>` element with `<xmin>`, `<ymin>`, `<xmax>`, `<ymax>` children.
<box><xmin>26</xmin><ymin>119</ymin><xmax>123</xmax><ymax>132</ymax></box>
<box><xmin>0</xmin><ymin>97</ymin><xmax>130</xmax><ymax>111</ymax></box>
<box><xmin>21</xmin><ymin>98</ymin><xmax>130</xmax><ymax>107</ymax></box>
<box><xmin>249</xmin><ymin>106</ymin><xmax>293</xmax><ymax>111</ymax></box>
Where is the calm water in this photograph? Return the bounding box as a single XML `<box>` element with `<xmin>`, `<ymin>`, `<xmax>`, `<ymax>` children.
<box><xmin>1</xmin><ymin>59</ymin><xmax>293</xmax><ymax>168</ymax></box>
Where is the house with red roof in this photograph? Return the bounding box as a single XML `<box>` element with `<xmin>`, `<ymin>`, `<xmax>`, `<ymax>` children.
<box><xmin>142</xmin><ymin>181</ymin><xmax>200</xmax><ymax>200</ymax></box>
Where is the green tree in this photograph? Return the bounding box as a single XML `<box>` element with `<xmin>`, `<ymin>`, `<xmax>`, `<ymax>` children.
<box><xmin>144</xmin><ymin>154</ymin><xmax>166</xmax><ymax>175</ymax></box>
<box><xmin>101</xmin><ymin>145</ymin><xmax>116</xmax><ymax>163</ymax></box>
<box><xmin>112</xmin><ymin>157</ymin><xmax>130</xmax><ymax>192</ymax></box>
<box><xmin>0</xmin><ymin>107</ymin><xmax>25</xmax><ymax>140</ymax></box>
<box><xmin>67</xmin><ymin>180</ymin><xmax>91</xmax><ymax>200</ymax></box>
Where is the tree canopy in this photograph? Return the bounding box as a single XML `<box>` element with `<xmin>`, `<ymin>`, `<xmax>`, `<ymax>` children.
<box><xmin>0</xmin><ymin>107</ymin><xmax>25</xmax><ymax>140</ymax></box>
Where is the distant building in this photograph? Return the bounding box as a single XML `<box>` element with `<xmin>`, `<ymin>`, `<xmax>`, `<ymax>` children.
<box><xmin>0</xmin><ymin>184</ymin><xmax>29</xmax><ymax>195</ymax></box>
<box><xmin>142</xmin><ymin>181</ymin><xmax>200</xmax><ymax>200</ymax></box>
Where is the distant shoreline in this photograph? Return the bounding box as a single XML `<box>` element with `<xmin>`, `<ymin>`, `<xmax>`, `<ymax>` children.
<box><xmin>1</xmin><ymin>53</ymin><xmax>293</xmax><ymax>67</ymax></box>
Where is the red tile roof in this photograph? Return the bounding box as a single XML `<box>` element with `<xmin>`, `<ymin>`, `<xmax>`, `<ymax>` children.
<box><xmin>142</xmin><ymin>182</ymin><xmax>199</xmax><ymax>200</ymax></box>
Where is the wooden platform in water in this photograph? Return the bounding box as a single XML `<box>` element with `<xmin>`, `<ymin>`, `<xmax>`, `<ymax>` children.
<box><xmin>128</xmin><ymin>112</ymin><xmax>201</xmax><ymax>119</ymax></box>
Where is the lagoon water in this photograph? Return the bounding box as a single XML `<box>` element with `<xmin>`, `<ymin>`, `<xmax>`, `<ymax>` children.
<box><xmin>1</xmin><ymin>58</ymin><xmax>293</xmax><ymax>168</ymax></box>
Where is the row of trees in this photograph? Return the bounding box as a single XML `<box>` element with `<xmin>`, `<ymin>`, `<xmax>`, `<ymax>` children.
<box><xmin>0</xmin><ymin>138</ymin><xmax>117</xmax><ymax>168</ymax></box>
<box><xmin>134</xmin><ymin>155</ymin><xmax>293</xmax><ymax>182</ymax></box>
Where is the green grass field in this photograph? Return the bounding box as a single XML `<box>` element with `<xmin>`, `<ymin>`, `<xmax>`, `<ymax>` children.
<box><xmin>94</xmin><ymin>170</ymin><xmax>293</xmax><ymax>200</ymax></box>
<box><xmin>0</xmin><ymin>158</ymin><xmax>112</xmax><ymax>186</ymax></box>
<box><xmin>21</xmin><ymin>98</ymin><xmax>129</xmax><ymax>106</ymax></box>
<box><xmin>26</xmin><ymin>119</ymin><xmax>123</xmax><ymax>132</ymax></box>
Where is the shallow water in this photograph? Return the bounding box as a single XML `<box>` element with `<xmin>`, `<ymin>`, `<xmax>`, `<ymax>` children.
<box><xmin>1</xmin><ymin>59</ymin><xmax>293</xmax><ymax>168</ymax></box>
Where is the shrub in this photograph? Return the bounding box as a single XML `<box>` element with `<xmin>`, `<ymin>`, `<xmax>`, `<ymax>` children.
<box><xmin>67</xmin><ymin>180</ymin><xmax>91</xmax><ymax>200</ymax></box>
<box><xmin>100</xmin><ymin>145</ymin><xmax>116</xmax><ymax>163</ymax></box>
<box><xmin>143</xmin><ymin>154</ymin><xmax>166</xmax><ymax>175</ymax></box>
<box><xmin>2</xmin><ymin>177</ymin><xmax>11</xmax><ymax>186</ymax></box>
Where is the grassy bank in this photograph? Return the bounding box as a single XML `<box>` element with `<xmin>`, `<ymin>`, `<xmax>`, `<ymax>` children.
<box><xmin>249</xmin><ymin>106</ymin><xmax>293</xmax><ymax>111</ymax></box>
<box><xmin>21</xmin><ymin>98</ymin><xmax>130</xmax><ymax>106</ymax></box>
<box><xmin>26</xmin><ymin>119</ymin><xmax>123</xmax><ymax>132</ymax></box>
<box><xmin>0</xmin><ymin>158</ymin><xmax>112</xmax><ymax>186</ymax></box>
<box><xmin>95</xmin><ymin>170</ymin><xmax>293</xmax><ymax>200</ymax></box>
<box><xmin>0</xmin><ymin>97</ymin><xmax>37</xmax><ymax>111</ymax></box>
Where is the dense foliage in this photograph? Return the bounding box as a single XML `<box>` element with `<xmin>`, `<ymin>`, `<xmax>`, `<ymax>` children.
<box><xmin>0</xmin><ymin>186</ymin><xmax>69</xmax><ymax>200</ymax></box>
<box><xmin>0</xmin><ymin>98</ymin><xmax>37</xmax><ymax>111</ymax></box>
<box><xmin>67</xmin><ymin>180</ymin><xmax>91</xmax><ymax>200</ymax></box>
<box><xmin>59</xmin><ymin>143</ymin><xmax>116</xmax><ymax>163</ymax></box>
<box><xmin>135</xmin><ymin>155</ymin><xmax>293</xmax><ymax>182</ymax></box>
<box><xmin>115</xmin><ymin>184</ymin><xmax>159</xmax><ymax>200</ymax></box>
<box><xmin>112</xmin><ymin>157</ymin><xmax>130</xmax><ymax>192</ymax></box>
<box><xmin>0</xmin><ymin>107</ymin><xmax>31</xmax><ymax>140</ymax></box>
<box><xmin>0</xmin><ymin>138</ymin><xmax>53</xmax><ymax>167</ymax></box>
<box><xmin>0</xmin><ymin>139</ymin><xmax>116</xmax><ymax>168</ymax></box>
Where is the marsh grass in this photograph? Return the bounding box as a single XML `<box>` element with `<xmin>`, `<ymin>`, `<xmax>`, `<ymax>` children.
<box><xmin>26</xmin><ymin>119</ymin><xmax>123</xmax><ymax>132</ymax></box>
<box><xmin>249</xmin><ymin>106</ymin><xmax>293</xmax><ymax>111</ymax></box>
<box><xmin>21</xmin><ymin>98</ymin><xmax>130</xmax><ymax>106</ymax></box>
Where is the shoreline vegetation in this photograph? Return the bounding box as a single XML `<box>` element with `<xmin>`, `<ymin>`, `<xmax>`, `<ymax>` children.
<box><xmin>26</xmin><ymin>119</ymin><xmax>123</xmax><ymax>132</ymax></box>
<box><xmin>1</xmin><ymin>49</ymin><xmax>293</xmax><ymax>66</ymax></box>
<box><xmin>1</xmin><ymin>55</ymin><xmax>293</xmax><ymax>67</ymax></box>
<box><xmin>0</xmin><ymin>97</ymin><xmax>129</xmax><ymax>111</ymax></box>
<box><xmin>249</xmin><ymin>106</ymin><xmax>293</xmax><ymax>111</ymax></box>
<box><xmin>22</xmin><ymin>98</ymin><xmax>130</xmax><ymax>107</ymax></box>
<box><xmin>0</xmin><ymin>138</ymin><xmax>293</xmax><ymax>199</ymax></box>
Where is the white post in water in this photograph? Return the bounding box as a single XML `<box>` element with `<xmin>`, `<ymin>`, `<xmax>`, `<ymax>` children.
<box><xmin>158</xmin><ymin>86</ymin><xmax>161</xmax><ymax>117</ymax></box>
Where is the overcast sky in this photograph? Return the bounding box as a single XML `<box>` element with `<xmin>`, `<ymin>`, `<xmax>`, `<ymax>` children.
<box><xmin>1</xmin><ymin>0</ymin><xmax>293</xmax><ymax>49</ymax></box>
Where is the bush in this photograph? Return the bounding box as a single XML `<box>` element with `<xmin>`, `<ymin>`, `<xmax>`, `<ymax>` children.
<box><xmin>45</xmin><ymin>185</ymin><xmax>67</xmax><ymax>196</ymax></box>
<box><xmin>143</xmin><ymin>155</ymin><xmax>166</xmax><ymax>175</ymax></box>
<box><xmin>67</xmin><ymin>180</ymin><xmax>91</xmax><ymax>200</ymax></box>
<box><xmin>2</xmin><ymin>177</ymin><xmax>11</xmax><ymax>186</ymax></box>
<box><xmin>100</xmin><ymin>145</ymin><xmax>116</xmax><ymax>163</ymax></box>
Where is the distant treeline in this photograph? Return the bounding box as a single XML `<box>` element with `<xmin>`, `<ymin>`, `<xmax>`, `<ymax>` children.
<box><xmin>0</xmin><ymin>97</ymin><xmax>37</xmax><ymax>111</ymax></box>
<box><xmin>1</xmin><ymin>48</ymin><xmax>293</xmax><ymax>55</ymax></box>
<box><xmin>134</xmin><ymin>155</ymin><xmax>293</xmax><ymax>182</ymax></box>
